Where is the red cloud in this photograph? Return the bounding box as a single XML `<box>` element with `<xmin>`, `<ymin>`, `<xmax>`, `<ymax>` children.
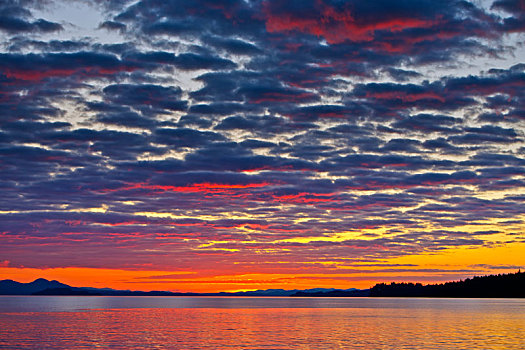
<box><xmin>241</xmin><ymin>165</ymin><xmax>315</xmax><ymax>173</ymax></box>
<box><xmin>102</xmin><ymin>182</ymin><xmax>272</xmax><ymax>195</ymax></box>
<box><xmin>263</xmin><ymin>1</ymin><xmax>438</xmax><ymax>44</ymax></box>
<box><xmin>3</xmin><ymin>67</ymin><xmax>136</xmax><ymax>82</ymax></box>
<box><xmin>365</xmin><ymin>91</ymin><xmax>445</xmax><ymax>103</ymax></box>
<box><xmin>248</xmin><ymin>91</ymin><xmax>317</xmax><ymax>104</ymax></box>
<box><xmin>271</xmin><ymin>192</ymin><xmax>338</xmax><ymax>204</ymax></box>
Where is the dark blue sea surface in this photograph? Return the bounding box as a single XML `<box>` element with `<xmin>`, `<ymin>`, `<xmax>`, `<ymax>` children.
<box><xmin>0</xmin><ymin>296</ymin><xmax>523</xmax><ymax>349</ymax></box>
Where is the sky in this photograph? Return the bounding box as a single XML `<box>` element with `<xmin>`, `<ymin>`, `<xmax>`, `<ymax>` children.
<box><xmin>0</xmin><ymin>0</ymin><xmax>524</xmax><ymax>293</ymax></box>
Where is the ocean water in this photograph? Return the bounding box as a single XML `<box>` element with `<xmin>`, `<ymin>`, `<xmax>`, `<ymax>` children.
<box><xmin>0</xmin><ymin>296</ymin><xmax>523</xmax><ymax>349</ymax></box>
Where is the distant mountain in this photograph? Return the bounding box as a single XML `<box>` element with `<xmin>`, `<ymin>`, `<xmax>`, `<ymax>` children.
<box><xmin>0</xmin><ymin>278</ymin><xmax>199</xmax><ymax>296</ymax></box>
<box><xmin>0</xmin><ymin>278</ymin><xmax>70</xmax><ymax>295</ymax></box>
<box><xmin>215</xmin><ymin>288</ymin><xmax>360</xmax><ymax>296</ymax></box>
<box><xmin>0</xmin><ymin>278</ymin><xmax>356</xmax><ymax>296</ymax></box>
<box><xmin>32</xmin><ymin>287</ymin><xmax>102</xmax><ymax>296</ymax></box>
<box><xmin>292</xmin><ymin>289</ymin><xmax>370</xmax><ymax>297</ymax></box>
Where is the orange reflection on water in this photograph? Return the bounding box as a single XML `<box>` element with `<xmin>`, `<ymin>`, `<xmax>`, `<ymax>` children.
<box><xmin>1</xmin><ymin>298</ymin><xmax>524</xmax><ymax>349</ymax></box>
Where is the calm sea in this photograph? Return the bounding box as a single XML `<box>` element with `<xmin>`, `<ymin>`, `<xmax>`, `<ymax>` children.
<box><xmin>0</xmin><ymin>296</ymin><xmax>523</xmax><ymax>349</ymax></box>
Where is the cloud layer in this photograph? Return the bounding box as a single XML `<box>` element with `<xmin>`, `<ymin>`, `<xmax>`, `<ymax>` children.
<box><xmin>0</xmin><ymin>0</ymin><xmax>523</xmax><ymax>290</ymax></box>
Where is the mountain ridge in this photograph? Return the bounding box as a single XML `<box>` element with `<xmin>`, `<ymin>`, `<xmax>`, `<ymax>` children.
<box><xmin>0</xmin><ymin>278</ymin><xmax>361</xmax><ymax>296</ymax></box>
<box><xmin>0</xmin><ymin>278</ymin><xmax>70</xmax><ymax>295</ymax></box>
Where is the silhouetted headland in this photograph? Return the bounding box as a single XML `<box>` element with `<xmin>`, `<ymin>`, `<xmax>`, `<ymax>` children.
<box><xmin>292</xmin><ymin>271</ymin><xmax>524</xmax><ymax>298</ymax></box>
<box><xmin>368</xmin><ymin>270</ymin><xmax>525</xmax><ymax>298</ymax></box>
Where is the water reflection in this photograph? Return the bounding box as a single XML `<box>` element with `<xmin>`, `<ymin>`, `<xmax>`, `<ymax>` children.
<box><xmin>0</xmin><ymin>297</ymin><xmax>524</xmax><ymax>349</ymax></box>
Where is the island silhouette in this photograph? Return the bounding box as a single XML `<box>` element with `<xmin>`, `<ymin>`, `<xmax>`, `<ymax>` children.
<box><xmin>1</xmin><ymin>271</ymin><xmax>523</xmax><ymax>297</ymax></box>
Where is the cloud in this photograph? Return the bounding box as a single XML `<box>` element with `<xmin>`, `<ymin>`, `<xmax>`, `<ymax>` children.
<box><xmin>0</xmin><ymin>1</ymin><xmax>62</xmax><ymax>34</ymax></box>
<box><xmin>0</xmin><ymin>52</ymin><xmax>139</xmax><ymax>81</ymax></box>
<box><xmin>492</xmin><ymin>0</ymin><xmax>525</xmax><ymax>32</ymax></box>
<box><xmin>98</xmin><ymin>20</ymin><xmax>126</xmax><ymax>32</ymax></box>
<box><xmin>263</xmin><ymin>0</ymin><xmax>444</xmax><ymax>43</ymax></box>
<box><xmin>102</xmin><ymin>83</ymin><xmax>187</xmax><ymax>113</ymax></box>
<box><xmin>0</xmin><ymin>0</ymin><xmax>523</xmax><ymax>285</ymax></box>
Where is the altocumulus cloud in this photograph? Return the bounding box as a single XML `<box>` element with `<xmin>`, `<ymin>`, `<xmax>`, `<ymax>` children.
<box><xmin>0</xmin><ymin>0</ymin><xmax>523</xmax><ymax>283</ymax></box>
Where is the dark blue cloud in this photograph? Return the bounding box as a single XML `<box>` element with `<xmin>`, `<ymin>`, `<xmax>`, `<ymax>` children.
<box><xmin>173</xmin><ymin>53</ymin><xmax>237</xmax><ymax>71</ymax></box>
<box><xmin>102</xmin><ymin>84</ymin><xmax>187</xmax><ymax>113</ymax></box>
<box><xmin>98</xmin><ymin>20</ymin><xmax>126</xmax><ymax>32</ymax></box>
<box><xmin>385</xmin><ymin>68</ymin><xmax>422</xmax><ymax>81</ymax></box>
<box><xmin>0</xmin><ymin>51</ymin><xmax>140</xmax><ymax>80</ymax></box>
<box><xmin>0</xmin><ymin>1</ymin><xmax>62</xmax><ymax>34</ymax></box>
<box><xmin>203</xmin><ymin>36</ymin><xmax>262</xmax><ymax>55</ymax></box>
<box><xmin>392</xmin><ymin>114</ymin><xmax>462</xmax><ymax>133</ymax></box>
<box><xmin>492</xmin><ymin>0</ymin><xmax>525</xmax><ymax>32</ymax></box>
<box><xmin>154</xmin><ymin>128</ymin><xmax>225</xmax><ymax>148</ymax></box>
